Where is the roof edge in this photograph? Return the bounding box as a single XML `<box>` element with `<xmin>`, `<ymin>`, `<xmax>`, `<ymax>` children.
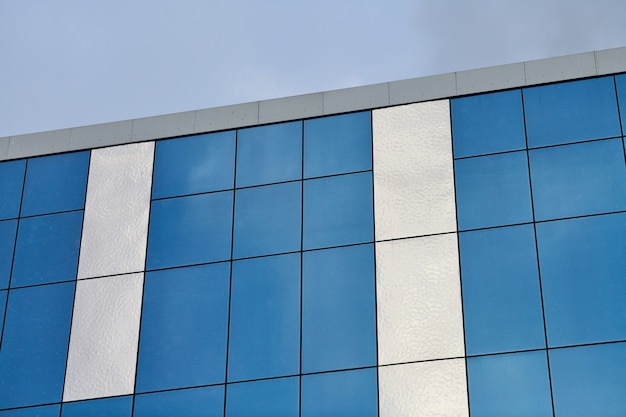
<box><xmin>3</xmin><ymin>46</ymin><xmax>626</xmax><ymax>161</ymax></box>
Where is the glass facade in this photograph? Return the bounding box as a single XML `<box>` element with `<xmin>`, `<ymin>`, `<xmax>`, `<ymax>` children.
<box><xmin>0</xmin><ymin>71</ymin><xmax>625</xmax><ymax>416</ymax></box>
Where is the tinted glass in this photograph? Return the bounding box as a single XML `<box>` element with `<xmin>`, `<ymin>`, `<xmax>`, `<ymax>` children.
<box><xmin>147</xmin><ymin>191</ymin><xmax>233</xmax><ymax>270</ymax></box>
<box><xmin>302</xmin><ymin>244</ymin><xmax>376</xmax><ymax>373</ymax></box>
<box><xmin>536</xmin><ymin>213</ymin><xmax>626</xmax><ymax>347</ymax></box>
<box><xmin>467</xmin><ymin>351</ymin><xmax>553</xmax><ymax>417</ymax></box>
<box><xmin>524</xmin><ymin>76</ymin><xmax>620</xmax><ymax>148</ymax></box>
<box><xmin>451</xmin><ymin>89</ymin><xmax>526</xmax><ymax>157</ymax></box>
<box><xmin>236</xmin><ymin>121</ymin><xmax>302</xmax><ymax>187</ymax></box>
<box><xmin>0</xmin><ymin>160</ymin><xmax>25</xmax><ymax>221</ymax></box>
<box><xmin>233</xmin><ymin>182</ymin><xmax>301</xmax><ymax>258</ymax></box>
<box><xmin>11</xmin><ymin>211</ymin><xmax>83</xmax><ymax>287</ymax></box>
<box><xmin>133</xmin><ymin>386</ymin><xmax>224</xmax><ymax>417</ymax></box>
<box><xmin>0</xmin><ymin>405</ymin><xmax>60</xmax><ymax>417</ymax></box>
<box><xmin>303</xmin><ymin>172</ymin><xmax>373</xmax><ymax>250</ymax></box>
<box><xmin>0</xmin><ymin>283</ymin><xmax>75</xmax><ymax>409</ymax></box>
<box><xmin>455</xmin><ymin>151</ymin><xmax>533</xmax><ymax>230</ymax></box>
<box><xmin>304</xmin><ymin>111</ymin><xmax>372</xmax><ymax>178</ymax></box>
<box><xmin>614</xmin><ymin>74</ymin><xmax>626</xmax><ymax>131</ymax></box>
<box><xmin>21</xmin><ymin>151</ymin><xmax>89</xmax><ymax>217</ymax></box>
<box><xmin>301</xmin><ymin>368</ymin><xmax>378</xmax><ymax>417</ymax></box>
<box><xmin>460</xmin><ymin>225</ymin><xmax>545</xmax><ymax>355</ymax></box>
<box><xmin>62</xmin><ymin>396</ymin><xmax>132</xmax><ymax>417</ymax></box>
<box><xmin>0</xmin><ymin>290</ymin><xmax>5</xmax><ymax>341</ymax></box>
<box><xmin>0</xmin><ymin>220</ymin><xmax>17</xmax><ymax>289</ymax></box>
<box><xmin>550</xmin><ymin>343</ymin><xmax>626</xmax><ymax>417</ymax></box>
<box><xmin>228</xmin><ymin>254</ymin><xmax>300</xmax><ymax>382</ymax></box>
<box><xmin>226</xmin><ymin>377</ymin><xmax>299</xmax><ymax>417</ymax></box>
<box><xmin>529</xmin><ymin>138</ymin><xmax>626</xmax><ymax>221</ymax></box>
<box><xmin>152</xmin><ymin>131</ymin><xmax>235</xmax><ymax>199</ymax></box>
<box><xmin>136</xmin><ymin>263</ymin><xmax>230</xmax><ymax>392</ymax></box>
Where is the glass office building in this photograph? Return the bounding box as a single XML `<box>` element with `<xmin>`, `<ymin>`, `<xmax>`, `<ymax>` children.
<box><xmin>1</xmin><ymin>47</ymin><xmax>626</xmax><ymax>416</ymax></box>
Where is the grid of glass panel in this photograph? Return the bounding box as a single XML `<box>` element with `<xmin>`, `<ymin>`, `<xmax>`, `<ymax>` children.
<box><xmin>452</xmin><ymin>74</ymin><xmax>626</xmax><ymax>416</ymax></box>
<box><xmin>0</xmin><ymin>73</ymin><xmax>625</xmax><ymax>416</ymax></box>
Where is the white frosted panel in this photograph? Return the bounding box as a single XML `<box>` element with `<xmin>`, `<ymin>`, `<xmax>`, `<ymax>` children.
<box><xmin>379</xmin><ymin>359</ymin><xmax>469</xmax><ymax>417</ymax></box>
<box><xmin>63</xmin><ymin>273</ymin><xmax>144</xmax><ymax>401</ymax></box>
<box><xmin>78</xmin><ymin>142</ymin><xmax>154</xmax><ymax>279</ymax></box>
<box><xmin>376</xmin><ymin>234</ymin><xmax>464</xmax><ymax>365</ymax></box>
<box><xmin>373</xmin><ymin>101</ymin><xmax>456</xmax><ymax>240</ymax></box>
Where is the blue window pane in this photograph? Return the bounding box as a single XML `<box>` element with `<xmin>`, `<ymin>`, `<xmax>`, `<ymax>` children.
<box><xmin>0</xmin><ymin>160</ymin><xmax>25</xmax><ymax>221</ymax></box>
<box><xmin>147</xmin><ymin>191</ymin><xmax>233</xmax><ymax>270</ymax></box>
<box><xmin>451</xmin><ymin>90</ymin><xmax>526</xmax><ymax>157</ymax></box>
<box><xmin>302</xmin><ymin>244</ymin><xmax>376</xmax><ymax>373</ymax></box>
<box><xmin>536</xmin><ymin>213</ymin><xmax>626</xmax><ymax>347</ymax></box>
<box><xmin>136</xmin><ymin>263</ymin><xmax>230</xmax><ymax>392</ymax></box>
<box><xmin>21</xmin><ymin>151</ymin><xmax>89</xmax><ymax>217</ymax></box>
<box><xmin>62</xmin><ymin>396</ymin><xmax>132</xmax><ymax>417</ymax></box>
<box><xmin>233</xmin><ymin>182</ymin><xmax>301</xmax><ymax>259</ymax></box>
<box><xmin>228</xmin><ymin>254</ymin><xmax>300</xmax><ymax>382</ymax></box>
<box><xmin>303</xmin><ymin>172</ymin><xmax>373</xmax><ymax>250</ymax></box>
<box><xmin>301</xmin><ymin>368</ymin><xmax>378</xmax><ymax>417</ymax></box>
<box><xmin>460</xmin><ymin>225</ymin><xmax>545</xmax><ymax>355</ymax></box>
<box><xmin>0</xmin><ymin>290</ymin><xmax>6</xmax><ymax>342</ymax></box>
<box><xmin>236</xmin><ymin>121</ymin><xmax>302</xmax><ymax>187</ymax></box>
<box><xmin>455</xmin><ymin>151</ymin><xmax>533</xmax><ymax>230</ymax></box>
<box><xmin>550</xmin><ymin>342</ymin><xmax>626</xmax><ymax>417</ymax></box>
<box><xmin>524</xmin><ymin>76</ymin><xmax>621</xmax><ymax>148</ymax></box>
<box><xmin>226</xmin><ymin>377</ymin><xmax>299</xmax><ymax>417</ymax></box>
<box><xmin>152</xmin><ymin>131</ymin><xmax>236</xmax><ymax>199</ymax></box>
<box><xmin>615</xmin><ymin>75</ymin><xmax>626</xmax><ymax>130</ymax></box>
<box><xmin>304</xmin><ymin>111</ymin><xmax>372</xmax><ymax>178</ymax></box>
<box><xmin>0</xmin><ymin>220</ymin><xmax>17</xmax><ymax>289</ymax></box>
<box><xmin>0</xmin><ymin>405</ymin><xmax>60</xmax><ymax>417</ymax></box>
<box><xmin>0</xmin><ymin>282</ymin><xmax>75</xmax><ymax>409</ymax></box>
<box><xmin>467</xmin><ymin>351</ymin><xmax>552</xmax><ymax>417</ymax></box>
<box><xmin>11</xmin><ymin>211</ymin><xmax>83</xmax><ymax>287</ymax></box>
<box><xmin>529</xmin><ymin>138</ymin><xmax>626</xmax><ymax>221</ymax></box>
<box><xmin>134</xmin><ymin>386</ymin><xmax>224</xmax><ymax>417</ymax></box>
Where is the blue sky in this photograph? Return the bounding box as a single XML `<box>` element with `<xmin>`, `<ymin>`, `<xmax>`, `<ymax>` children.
<box><xmin>1</xmin><ymin>0</ymin><xmax>626</xmax><ymax>137</ymax></box>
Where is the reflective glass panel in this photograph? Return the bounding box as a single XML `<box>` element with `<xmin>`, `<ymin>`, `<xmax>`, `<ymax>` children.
<box><xmin>152</xmin><ymin>131</ymin><xmax>235</xmax><ymax>199</ymax></box>
<box><xmin>467</xmin><ymin>351</ymin><xmax>553</xmax><ymax>417</ymax></box>
<box><xmin>302</xmin><ymin>244</ymin><xmax>376</xmax><ymax>373</ymax></box>
<box><xmin>524</xmin><ymin>76</ymin><xmax>620</xmax><ymax>148</ymax></box>
<box><xmin>147</xmin><ymin>191</ymin><xmax>233</xmax><ymax>270</ymax></box>
<box><xmin>62</xmin><ymin>396</ymin><xmax>132</xmax><ymax>417</ymax></box>
<box><xmin>529</xmin><ymin>138</ymin><xmax>626</xmax><ymax>221</ymax></box>
<box><xmin>226</xmin><ymin>377</ymin><xmax>299</xmax><ymax>417</ymax></box>
<box><xmin>133</xmin><ymin>386</ymin><xmax>224</xmax><ymax>417</ymax></box>
<box><xmin>137</xmin><ymin>263</ymin><xmax>230</xmax><ymax>392</ymax></box>
<box><xmin>0</xmin><ymin>405</ymin><xmax>60</xmax><ymax>417</ymax></box>
<box><xmin>233</xmin><ymin>182</ymin><xmax>301</xmax><ymax>259</ymax></box>
<box><xmin>304</xmin><ymin>111</ymin><xmax>372</xmax><ymax>178</ymax></box>
<box><xmin>21</xmin><ymin>151</ymin><xmax>89</xmax><ymax>217</ymax></box>
<box><xmin>0</xmin><ymin>160</ymin><xmax>25</xmax><ymax>221</ymax></box>
<box><xmin>301</xmin><ymin>368</ymin><xmax>378</xmax><ymax>417</ymax></box>
<box><xmin>228</xmin><ymin>254</ymin><xmax>300</xmax><ymax>382</ymax></box>
<box><xmin>11</xmin><ymin>211</ymin><xmax>83</xmax><ymax>287</ymax></box>
<box><xmin>550</xmin><ymin>342</ymin><xmax>626</xmax><ymax>417</ymax></box>
<box><xmin>0</xmin><ymin>290</ymin><xmax>5</xmax><ymax>341</ymax></box>
<box><xmin>0</xmin><ymin>220</ymin><xmax>17</xmax><ymax>289</ymax></box>
<box><xmin>0</xmin><ymin>282</ymin><xmax>75</xmax><ymax>409</ymax></box>
<box><xmin>536</xmin><ymin>213</ymin><xmax>626</xmax><ymax>347</ymax></box>
<box><xmin>303</xmin><ymin>172</ymin><xmax>373</xmax><ymax>250</ymax></box>
<box><xmin>451</xmin><ymin>89</ymin><xmax>526</xmax><ymax>157</ymax></box>
<box><xmin>455</xmin><ymin>151</ymin><xmax>532</xmax><ymax>230</ymax></box>
<box><xmin>460</xmin><ymin>225</ymin><xmax>545</xmax><ymax>355</ymax></box>
<box><xmin>614</xmin><ymin>74</ymin><xmax>626</xmax><ymax>131</ymax></box>
<box><xmin>236</xmin><ymin>121</ymin><xmax>302</xmax><ymax>187</ymax></box>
